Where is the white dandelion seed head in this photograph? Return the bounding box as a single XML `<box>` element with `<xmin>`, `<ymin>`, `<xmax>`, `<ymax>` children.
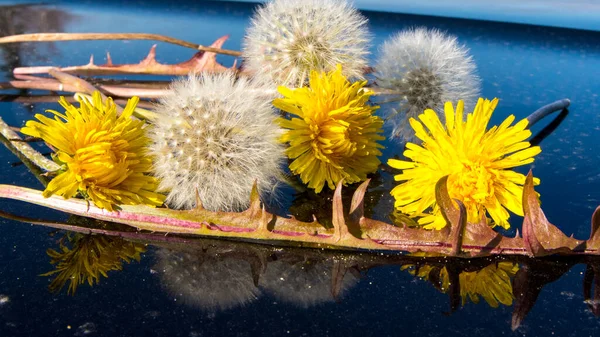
<box><xmin>154</xmin><ymin>249</ymin><xmax>261</xmax><ymax>312</ymax></box>
<box><xmin>374</xmin><ymin>27</ymin><xmax>481</xmax><ymax>142</ymax></box>
<box><xmin>149</xmin><ymin>71</ymin><xmax>285</xmax><ymax>211</ymax></box>
<box><xmin>243</xmin><ymin>0</ymin><xmax>370</xmax><ymax>87</ymax></box>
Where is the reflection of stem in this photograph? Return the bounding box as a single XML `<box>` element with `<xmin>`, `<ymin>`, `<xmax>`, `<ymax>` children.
<box><xmin>529</xmin><ymin>109</ymin><xmax>569</xmax><ymax>146</ymax></box>
<box><xmin>0</xmin><ymin>115</ymin><xmax>60</xmax><ymax>174</ymax></box>
<box><xmin>0</xmin><ymin>32</ymin><xmax>242</xmax><ymax>57</ymax></box>
<box><xmin>0</xmin><ymin>208</ymin><xmax>194</xmax><ymax>244</ymax></box>
<box><xmin>445</xmin><ymin>265</ymin><xmax>461</xmax><ymax>314</ymax></box>
<box><xmin>583</xmin><ymin>264</ymin><xmax>600</xmax><ymax>316</ymax></box>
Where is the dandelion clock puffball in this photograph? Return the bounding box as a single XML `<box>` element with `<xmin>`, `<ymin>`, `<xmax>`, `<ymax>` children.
<box><xmin>149</xmin><ymin>72</ymin><xmax>284</xmax><ymax>211</ymax></box>
<box><xmin>243</xmin><ymin>0</ymin><xmax>370</xmax><ymax>87</ymax></box>
<box><xmin>375</xmin><ymin>28</ymin><xmax>481</xmax><ymax>141</ymax></box>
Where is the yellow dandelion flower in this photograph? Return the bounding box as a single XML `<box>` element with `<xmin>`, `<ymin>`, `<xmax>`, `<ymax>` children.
<box><xmin>274</xmin><ymin>64</ymin><xmax>385</xmax><ymax>193</ymax></box>
<box><xmin>21</xmin><ymin>91</ymin><xmax>165</xmax><ymax>211</ymax></box>
<box><xmin>388</xmin><ymin>98</ymin><xmax>541</xmax><ymax>230</ymax></box>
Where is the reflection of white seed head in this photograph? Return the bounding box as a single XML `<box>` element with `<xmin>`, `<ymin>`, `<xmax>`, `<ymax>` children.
<box><xmin>243</xmin><ymin>0</ymin><xmax>370</xmax><ymax>87</ymax></box>
<box><xmin>259</xmin><ymin>259</ymin><xmax>358</xmax><ymax>308</ymax></box>
<box><xmin>149</xmin><ymin>72</ymin><xmax>284</xmax><ymax>211</ymax></box>
<box><xmin>154</xmin><ymin>249</ymin><xmax>261</xmax><ymax>312</ymax></box>
<box><xmin>375</xmin><ymin>28</ymin><xmax>481</xmax><ymax>141</ymax></box>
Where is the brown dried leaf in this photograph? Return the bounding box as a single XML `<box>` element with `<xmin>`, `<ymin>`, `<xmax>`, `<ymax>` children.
<box><xmin>522</xmin><ymin>170</ymin><xmax>583</xmax><ymax>256</ymax></box>
<box><xmin>348</xmin><ymin>179</ymin><xmax>369</xmax><ymax>226</ymax></box>
<box><xmin>587</xmin><ymin>207</ymin><xmax>600</xmax><ymax>252</ymax></box>
<box><xmin>331</xmin><ymin>180</ymin><xmax>349</xmax><ymax>243</ymax></box>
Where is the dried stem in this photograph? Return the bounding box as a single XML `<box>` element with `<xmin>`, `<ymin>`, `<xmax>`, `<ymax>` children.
<box><xmin>0</xmin><ymin>116</ymin><xmax>60</xmax><ymax>173</ymax></box>
<box><xmin>0</xmin><ymin>132</ymin><xmax>51</xmax><ymax>187</ymax></box>
<box><xmin>0</xmin><ymin>79</ymin><xmax>167</xmax><ymax>98</ymax></box>
<box><xmin>0</xmin><ymin>32</ymin><xmax>242</xmax><ymax>57</ymax></box>
<box><xmin>49</xmin><ymin>68</ymin><xmax>104</xmax><ymax>98</ymax></box>
<box><xmin>0</xmin><ymin>94</ymin><xmax>157</xmax><ymax>109</ymax></box>
<box><xmin>0</xmin><ymin>78</ymin><xmax>396</xmax><ymax>99</ymax></box>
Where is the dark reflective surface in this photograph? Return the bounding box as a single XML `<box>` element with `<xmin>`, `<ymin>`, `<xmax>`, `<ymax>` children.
<box><xmin>1</xmin><ymin>1</ymin><xmax>600</xmax><ymax>336</ymax></box>
<box><xmin>9</xmin><ymin>214</ymin><xmax>600</xmax><ymax>336</ymax></box>
<box><xmin>0</xmin><ymin>3</ymin><xmax>78</xmax><ymax>75</ymax></box>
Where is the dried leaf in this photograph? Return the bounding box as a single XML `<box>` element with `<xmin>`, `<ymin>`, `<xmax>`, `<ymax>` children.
<box><xmin>13</xmin><ymin>35</ymin><xmax>235</xmax><ymax>76</ymax></box>
<box><xmin>331</xmin><ymin>180</ymin><xmax>349</xmax><ymax>243</ymax></box>
<box><xmin>522</xmin><ymin>171</ymin><xmax>583</xmax><ymax>256</ymax></box>
<box><xmin>587</xmin><ymin>207</ymin><xmax>600</xmax><ymax>253</ymax></box>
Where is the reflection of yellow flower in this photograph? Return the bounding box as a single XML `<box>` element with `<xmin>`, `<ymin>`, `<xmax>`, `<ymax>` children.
<box><xmin>388</xmin><ymin>98</ymin><xmax>541</xmax><ymax>229</ymax></box>
<box><xmin>41</xmin><ymin>233</ymin><xmax>146</xmax><ymax>295</ymax></box>
<box><xmin>21</xmin><ymin>91</ymin><xmax>165</xmax><ymax>211</ymax></box>
<box><xmin>403</xmin><ymin>261</ymin><xmax>519</xmax><ymax>308</ymax></box>
<box><xmin>274</xmin><ymin>65</ymin><xmax>385</xmax><ymax>193</ymax></box>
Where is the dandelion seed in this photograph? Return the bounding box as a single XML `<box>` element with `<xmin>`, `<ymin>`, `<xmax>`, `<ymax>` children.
<box><xmin>375</xmin><ymin>28</ymin><xmax>481</xmax><ymax>142</ymax></box>
<box><xmin>243</xmin><ymin>0</ymin><xmax>370</xmax><ymax>87</ymax></box>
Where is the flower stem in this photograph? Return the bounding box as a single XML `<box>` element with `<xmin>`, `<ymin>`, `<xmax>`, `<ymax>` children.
<box><xmin>526</xmin><ymin>99</ymin><xmax>570</xmax><ymax>128</ymax></box>
<box><xmin>0</xmin><ymin>32</ymin><xmax>242</xmax><ymax>57</ymax></box>
<box><xmin>0</xmin><ymin>116</ymin><xmax>60</xmax><ymax>175</ymax></box>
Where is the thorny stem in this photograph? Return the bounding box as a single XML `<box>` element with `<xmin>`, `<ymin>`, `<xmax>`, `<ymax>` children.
<box><xmin>0</xmin><ymin>33</ymin><xmax>243</xmax><ymax>57</ymax></box>
<box><xmin>0</xmin><ymin>175</ymin><xmax>598</xmax><ymax>257</ymax></box>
